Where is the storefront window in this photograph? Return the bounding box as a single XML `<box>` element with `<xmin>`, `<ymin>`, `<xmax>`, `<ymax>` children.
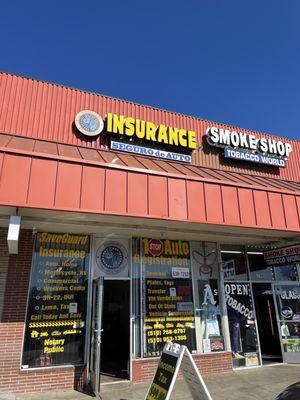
<box><xmin>22</xmin><ymin>232</ymin><xmax>89</xmax><ymax>368</ymax></box>
<box><xmin>275</xmin><ymin>284</ymin><xmax>300</xmax><ymax>354</ymax></box>
<box><xmin>247</xmin><ymin>251</ymin><xmax>274</xmax><ymax>281</ymax></box>
<box><xmin>140</xmin><ymin>238</ymin><xmax>196</xmax><ymax>357</ymax></box>
<box><xmin>221</xmin><ymin>246</ymin><xmax>248</xmax><ymax>281</ymax></box>
<box><xmin>224</xmin><ymin>282</ymin><xmax>260</xmax><ymax>367</ymax></box>
<box><xmin>191</xmin><ymin>242</ymin><xmax>224</xmax><ymax>353</ymax></box>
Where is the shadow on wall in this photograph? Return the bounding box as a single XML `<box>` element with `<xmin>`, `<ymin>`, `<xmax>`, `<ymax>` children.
<box><xmin>275</xmin><ymin>382</ymin><xmax>300</xmax><ymax>400</ymax></box>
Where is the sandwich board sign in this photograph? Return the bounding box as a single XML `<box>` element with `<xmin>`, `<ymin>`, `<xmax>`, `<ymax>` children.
<box><xmin>145</xmin><ymin>342</ymin><xmax>212</xmax><ymax>400</ymax></box>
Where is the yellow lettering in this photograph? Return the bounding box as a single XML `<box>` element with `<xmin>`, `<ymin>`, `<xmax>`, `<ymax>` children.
<box><xmin>135</xmin><ymin>119</ymin><xmax>146</xmax><ymax>139</ymax></box>
<box><xmin>39</xmin><ymin>232</ymin><xmax>47</xmax><ymax>244</ymax></box>
<box><xmin>188</xmin><ymin>131</ymin><xmax>197</xmax><ymax>149</ymax></box>
<box><xmin>112</xmin><ymin>114</ymin><xmax>125</xmax><ymax>134</ymax></box>
<box><xmin>168</xmin><ymin>127</ymin><xmax>179</xmax><ymax>146</ymax></box>
<box><xmin>146</xmin><ymin>122</ymin><xmax>157</xmax><ymax>141</ymax></box>
<box><xmin>164</xmin><ymin>240</ymin><xmax>172</xmax><ymax>255</ymax></box>
<box><xmin>142</xmin><ymin>238</ymin><xmax>149</xmax><ymax>255</ymax></box>
<box><xmin>157</xmin><ymin>125</ymin><xmax>168</xmax><ymax>144</ymax></box>
<box><xmin>106</xmin><ymin>112</ymin><xmax>113</xmax><ymax>132</ymax></box>
<box><xmin>124</xmin><ymin>117</ymin><xmax>135</xmax><ymax>136</ymax></box>
<box><xmin>105</xmin><ymin>114</ymin><xmax>197</xmax><ymax>149</ymax></box>
<box><xmin>178</xmin><ymin>129</ymin><xmax>187</xmax><ymax>147</ymax></box>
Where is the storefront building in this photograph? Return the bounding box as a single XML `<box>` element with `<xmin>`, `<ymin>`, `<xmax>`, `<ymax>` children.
<box><xmin>0</xmin><ymin>72</ymin><xmax>300</xmax><ymax>394</ymax></box>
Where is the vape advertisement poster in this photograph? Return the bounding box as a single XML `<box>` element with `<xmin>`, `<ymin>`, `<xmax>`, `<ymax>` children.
<box><xmin>140</xmin><ymin>238</ymin><xmax>196</xmax><ymax>357</ymax></box>
<box><xmin>22</xmin><ymin>233</ymin><xmax>89</xmax><ymax>368</ymax></box>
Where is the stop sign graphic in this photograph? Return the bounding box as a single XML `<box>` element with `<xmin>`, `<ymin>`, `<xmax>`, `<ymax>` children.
<box><xmin>148</xmin><ymin>239</ymin><xmax>163</xmax><ymax>256</ymax></box>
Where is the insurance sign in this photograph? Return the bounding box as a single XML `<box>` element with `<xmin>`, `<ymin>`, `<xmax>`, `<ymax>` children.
<box><xmin>75</xmin><ymin>111</ymin><xmax>197</xmax><ymax>163</ymax></box>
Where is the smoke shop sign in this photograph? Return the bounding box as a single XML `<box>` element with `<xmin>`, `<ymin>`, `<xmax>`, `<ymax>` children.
<box><xmin>75</xmin><ymin>111</ymin><xmax>197</xmax><ymax>163</ymax></box>
<box><xmin>206</xmin><ymin>126</ymin><xmax>292</xmax><ymax>167</ymax></box>
<box><xmin>264</xmin><ymin>243</ymin><xmax>300</xmax><ymax>266</ymax></box>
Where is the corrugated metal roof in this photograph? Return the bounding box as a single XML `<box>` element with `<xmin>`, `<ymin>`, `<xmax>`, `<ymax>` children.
<box><xmin>1</xmin><ymin>131</ymin><xmax>300</xmax><ymax>194</ymax></box>
<box><xmin>0</xmin><ymin>72</ymin><xmax>299</xmax><ymax>182</ymax></box>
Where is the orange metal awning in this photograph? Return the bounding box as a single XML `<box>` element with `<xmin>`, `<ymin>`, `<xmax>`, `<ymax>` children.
<box><xmin>0</xmin><ymin>132</ymin><xmax>300</xmax><ymax>232</ymax></box>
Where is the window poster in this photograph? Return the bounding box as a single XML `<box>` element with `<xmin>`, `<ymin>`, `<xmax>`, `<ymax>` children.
<box><xmin>223</xmin><ymin>260</ymin><xmax>236</xmax><ymax>281</ymax></box>
<box><xmin>140</xmin><ymin>238</ymin><xmax>196</xmax><ymax>357</ymax></box>
<box><xmin>275</xmin><ymin>285</ymin><xmax>300</xmax><ymax>353</ymax></box>
<box><xmin>224</xmin><ymin>282</ymin><xmax>260</xmax><ymax>367</ymax></box>
<box><xmin>22</xmin><ymin>232</ymin><xmax>89</xmax><ymax>368</ymax></box>
<box><xmin>190</xmin><ymin>241</ymin><xmax>224</xmax><ymax>353</ymax></box>
<box><xmin>197</xmin><ymin>279</ymin><xmax>224</xmax><ymax>352</ymax></box>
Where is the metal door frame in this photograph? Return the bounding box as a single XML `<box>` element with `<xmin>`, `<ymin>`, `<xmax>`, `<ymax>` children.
<box><xmin>252</xmin><ymin>282</ymin><xmax>283</xmax><ymax>364</ymax></box>
<box><xmin>102</xmin><ymin>276</ymin><xmax>132</xmax><ymax>382</ymax></box>
<box><xmin>89</xmin><ymin>235</ymin><xmax>133</xmax><ymax>387</ymax></box>
<box><xmin>90</xmin><ymin>276</ymin><xmax>104</xmax><ymax>393</ymax></box>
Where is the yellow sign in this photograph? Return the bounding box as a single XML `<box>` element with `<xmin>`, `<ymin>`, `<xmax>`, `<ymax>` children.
<box><xmin>106</xmin><ymin>113</ymin><xmax>197</xmax><ymax>150</ymax></box>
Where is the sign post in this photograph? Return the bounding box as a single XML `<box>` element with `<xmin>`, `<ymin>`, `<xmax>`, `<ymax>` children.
<box><xmin>145</xmin><ymin>342</ymin><xmax>212</xmax><ymax>400</ymax></box>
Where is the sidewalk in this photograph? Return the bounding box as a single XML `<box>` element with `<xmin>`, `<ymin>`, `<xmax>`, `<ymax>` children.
<box><xmin>2</xmin><ymin>364</ymin><xmax>300</xmax><ymax>400</ymax></box>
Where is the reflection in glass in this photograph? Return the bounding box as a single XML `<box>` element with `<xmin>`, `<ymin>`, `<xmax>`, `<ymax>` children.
<box><xmin>221</xmin><ymin>246</ymin><xmax>248</xmax><ymax>281</ymax></box>
<box><xmin>247</xmin><ymin>253</ymin><xmax>274</xmax><ymax>281</ymax></box>
<box><xmin>274</xmin><ymin>265</ymin><xmax>299</xmax><ymax>281</ymax></box>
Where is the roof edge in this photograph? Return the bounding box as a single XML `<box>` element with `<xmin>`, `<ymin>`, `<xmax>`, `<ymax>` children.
<box><xmin>1</xmin><ymin>70</ymin><xmax>298</xmax><ymax>143</ymax></box>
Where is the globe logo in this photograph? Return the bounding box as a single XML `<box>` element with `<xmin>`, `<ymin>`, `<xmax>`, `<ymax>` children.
<box><xmin>75</xmin><ymin>110</ymin><xmax>104</xmax><ymax>137</ymax></box>
<box><xmin>101</xmin><ymin>246</ymin><xmax>124</xmax><ymax>270</ymax></box>
<box><xmin>96</xmin><ymin>241</ymin><xmax>128</xmax><ymax>275</ymax></box>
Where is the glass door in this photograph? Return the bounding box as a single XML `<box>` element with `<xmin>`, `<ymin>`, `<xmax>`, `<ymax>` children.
<box><xmin>90</xmin><ymin>277</ymin><xmax>104</xmax><ymax>392</ymax></box>
<box><xmin>252</xmin><ymin>283</ymin><xmax>282</xmax><ymax>364</ymax></box>
<box><xmin>274</xmin><ymin>284</ymin><xmax>300</xmax><ymax>363</ymax></box>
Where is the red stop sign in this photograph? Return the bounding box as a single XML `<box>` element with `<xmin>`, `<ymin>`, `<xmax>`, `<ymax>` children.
<box><xmin>148</xmin><ymin>239</ymin><xmax>163</xmax><ymax>256</ymax></box>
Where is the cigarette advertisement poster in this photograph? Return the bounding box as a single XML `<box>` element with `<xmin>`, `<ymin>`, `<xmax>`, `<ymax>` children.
<box><xmin>22</xmin><ymin>232</ymin><xmax>89</xmax><ymax>368</ymax></box>
<box><xmin>140</xmin><ymin>238</ymin><xmax>196</xmax><ymax>357</ymax></box>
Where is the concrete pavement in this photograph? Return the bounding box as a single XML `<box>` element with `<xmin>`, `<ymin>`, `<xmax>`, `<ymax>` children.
<box><xmin>1</xmin><ymin>364</ymin><xmax>300</xmax><ymax>400</ymax></box>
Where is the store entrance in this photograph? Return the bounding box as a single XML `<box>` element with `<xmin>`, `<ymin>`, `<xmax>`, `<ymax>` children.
<box><xmin>252</xmin><ymin>283</ymin><xmax>282</xmax><ymax>364</ymax></box>
<box><xmin>100</xmin><ymin>280</ymin><xmax>130</xmax><ymax>382</ymax></box>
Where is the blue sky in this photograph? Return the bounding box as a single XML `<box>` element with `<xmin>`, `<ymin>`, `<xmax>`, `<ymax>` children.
<box><xmin>0</xmin><ymin>1</ymin><xmax>299</xmax><ymax>139</ymax></box>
